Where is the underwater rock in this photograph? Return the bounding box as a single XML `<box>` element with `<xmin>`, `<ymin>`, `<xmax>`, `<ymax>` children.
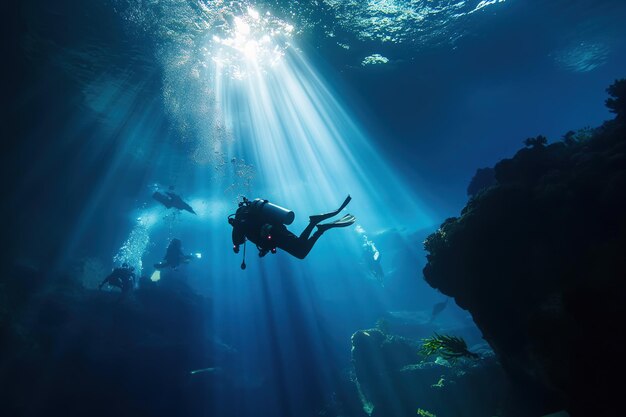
<box><xmin>423</xmin><ymin>81</ymin><xmax>626</xmax><ymax>416</ymax></box>
<box><xmin>350</xmin><ymin>328</ymin><xmax>512</xmax><ymax>417</ymax></box>
<box><xmin>606</xmin><ymin>78</ymin><xmax>626</xmax><ymax>121</ymax></box>
<box><xmin>466</xmin><ymin>167</ymin><xmax>496</xmax><ymax>197</ymax></box>
<box><xmin>0</xmin><ymin>269</ymin><xmax>246</xmax><ymax>417</ymax></box>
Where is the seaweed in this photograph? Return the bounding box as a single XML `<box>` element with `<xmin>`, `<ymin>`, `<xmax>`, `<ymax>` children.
<box><xmin>419</xmin><ymin>333</ymin><xmax>479</xmax><ymax>362</ymax></box>
<box><xmin>417</xmin><ymin>407</ymin><xmax>437</xmax><ymax>417</ymax></box>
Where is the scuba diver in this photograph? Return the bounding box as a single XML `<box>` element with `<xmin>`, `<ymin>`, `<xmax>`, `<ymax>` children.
<box><xmin>428</xmin><ymin>298</ymin><xmax>450</xmax><ymax>323</ymax></box>
<box><xmin>362</xmin><ymin>235</ymin><xmax>384</xmax><ymax>282</ymax></box>
<box><xmin>99</xmin><ymin>264</ymin><xmax>135</xmax><ymax>293</ymax></box>
<box><xmin>154</xmin><ymin>238</ymin><xmax>193</xmax><ymax>270</ymax></box>
<box><xmin>152</xmin><ymin>187</ymin><xmax>196</xmax><ymax>214</ymax></box>
<box><xmin>228</xmin><ymin>196</ymin><xmax>355</xmax><ymax>268</ymax></box>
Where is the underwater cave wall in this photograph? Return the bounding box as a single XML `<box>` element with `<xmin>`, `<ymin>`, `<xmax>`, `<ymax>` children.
<box><xmin>422</xmin><ymin>83</ymin><xmax>626</xmax><ymax>416</ymax></box>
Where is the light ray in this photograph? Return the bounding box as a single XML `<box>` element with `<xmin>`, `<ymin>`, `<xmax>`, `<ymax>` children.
<box><xmin>201</xmin><ymin>23</ymin><xmax>439</xmax><ymax>407</ymax></box>
<box><xmin>214</xmin><ymin>47</ymin><xmax>434</xmax><ymax>237</ymax></box>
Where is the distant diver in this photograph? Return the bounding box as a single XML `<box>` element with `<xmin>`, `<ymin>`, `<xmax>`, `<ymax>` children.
<box><xmin>152</xmin><ymin>187</ymin><xmax>196</xmax><ymax>214</ymax></box>
<box><xmin>154</xmin><ymin>238</ymin><xmax>193</xmax><ymax>270</ymax></box>
<box><xmin>428</xmin><ymin>298</ymin><xmax>450</xmax><ymax>323</ymax></box>
<box><xmin>362</xmin><ymin>234</ymin><xmax>384</xmax><ymax>282</ymax></box>
<box><xmin>228</xmin><ymin>196</ymin><xmax>355</xmax><ymax>269</ymax></box>
<box><xmin>99</xmin><ymin>263</ymin><xmax>135</xmax><ymax>293</ymax></box>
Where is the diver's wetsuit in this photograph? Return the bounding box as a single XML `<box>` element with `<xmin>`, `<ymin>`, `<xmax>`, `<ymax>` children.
<box><xmin>235</xmin><ymin>218</ymin><xmax>323</xmax><ymax>259</ymax></box>
<box><xmin>271</xmin><ymin>222</ymin><xmax>323</xmax><ymax>259</ymax></box>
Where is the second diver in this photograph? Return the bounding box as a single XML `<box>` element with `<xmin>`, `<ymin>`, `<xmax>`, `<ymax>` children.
<box><xmin>154</xmin><ymin>238</ymin><xmax>193</xmax><ymax>270</ymax></box>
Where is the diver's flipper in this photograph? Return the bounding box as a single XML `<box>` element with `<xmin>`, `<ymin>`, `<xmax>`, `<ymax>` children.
<box><xmin>309</xmin><ymin>195</ymin><xmax>352</xmax><ymax>223</ymax></box>
<box><xmin>182</xmin><ymin>203</ymin><xmax>196</xmax><ymax>215</ymax></box>
<box><xmin>316</xmin><ymin>214</ymin><xmax>356</xmax><ymax>233</ymax></box>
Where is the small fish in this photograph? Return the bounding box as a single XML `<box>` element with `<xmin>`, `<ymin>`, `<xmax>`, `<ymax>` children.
<box><xmin>189</xmin><ymin>367</ymin><xmax>219</xmax><ymax>375</ymax></box>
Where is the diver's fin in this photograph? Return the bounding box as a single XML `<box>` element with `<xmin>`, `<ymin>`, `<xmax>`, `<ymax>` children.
<box><xmin>309</xmin><ymin>195</ymin><xmax>352</xmax><ymax>223</ymax></box>
<box><xmin>316</xmin><ymin>214</ymin><xmax>356</xmax><ymax>233</ymax></box>
<box><xmin>182</xmin><ymin>203</ymin><xmax>196</xmax><ymax>215</ymax></box>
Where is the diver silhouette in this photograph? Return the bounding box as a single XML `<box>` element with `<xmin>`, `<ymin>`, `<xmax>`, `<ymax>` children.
<box><xmin>362</xmin><ymin>235</ymin><xmax>384</xmax><ymax>282</ymax></box>
<box><xmin>228</xmin><ymin>196</ymin><xmax>355</xmax><ymax>268</ymax></box>
<box><xmin>99</xmin><ymin>263</ymin><xmax>135</xmax><ymax>293</ymax></box>
<box><xmin>152</xmin><ymin>187</ymin><xmax>196</xmax><ymax>214</ymax></box>
<box><xmin>154</xmin><ymin>238</ymin><xmax>192</xmax><ymax>270</ymax></box>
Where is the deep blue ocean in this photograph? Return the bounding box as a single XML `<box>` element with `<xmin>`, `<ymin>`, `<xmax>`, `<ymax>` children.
<box><xmin>4</xmin><ymin>1</ymin><xmax>626</xmax><ymax>416</ymax></box>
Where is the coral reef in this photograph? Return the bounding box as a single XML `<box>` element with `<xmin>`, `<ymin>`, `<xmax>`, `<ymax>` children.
<box><xmin>606</xmin><ymin>78</ymin><xmax>626</xmax><ymax>120</ymax></box>
<box><xmin>423</xmin><ymin>79</ymin><xmax>626</xmax><ymax>416</ymax></box>
<box><xmin>466</xmin><ymin>167</ymin><xmax>496</xmax><ymax>197</ymax></box>
<box><xmin>523</xmin><ymin>135</ymin><xmax>548</xmax><ymax>149</ymax></box>
<box><xmin>350</xmin><ymin>328</ymin><xmax>513</xmax><ymax>417</ymax></box>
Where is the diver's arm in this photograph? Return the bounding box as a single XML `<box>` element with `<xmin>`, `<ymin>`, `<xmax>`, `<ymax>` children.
<box><xmin>231</xmin><ymin>225</ymin><xmax>246</xmax><ymax>253</ymax></box>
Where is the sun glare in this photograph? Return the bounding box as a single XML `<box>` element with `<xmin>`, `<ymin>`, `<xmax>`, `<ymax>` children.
<box><xmin>210</xmin><ymin>7</ymin><xmax>294</xmax><ymax>78</ymax></box>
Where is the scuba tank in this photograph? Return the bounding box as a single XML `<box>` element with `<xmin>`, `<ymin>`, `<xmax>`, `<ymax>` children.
<box><xmin>248</xmin><ymin>198</ymin><xmax>295</xmax><ymax>225</ymax></box>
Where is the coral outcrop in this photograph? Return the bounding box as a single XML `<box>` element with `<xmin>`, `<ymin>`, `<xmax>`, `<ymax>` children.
<box><xmin>350</xmin><ymin>328</ymin><xmax>511</xmax><ymax>417</ymax></box>
<box><xmin>423</xmin><ymin>80</ymin><xmax>626</xmax><ymax>416</ymax></box>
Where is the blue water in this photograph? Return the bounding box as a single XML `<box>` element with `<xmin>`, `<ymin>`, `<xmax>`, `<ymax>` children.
<box><xmin>5</xmin><ymin>0</ymin><xmax>626</xmax><ymax>416</ymax></box>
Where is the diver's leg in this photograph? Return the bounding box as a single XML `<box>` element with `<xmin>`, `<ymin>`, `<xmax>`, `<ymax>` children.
<box><xmin>278</xmin><ymin>224</ymin><xmax>341</xmax><ymax>259</ymax></box>
<box><xmin>284</xmin><ymin>215</ymin><xmax>355</xmax><ymax>258</ymax></box>
<box><xmin>275</xmin><ymin>228</ymin><xmax>316</xmax><ymax>259</ymax></box>
<box><xmin>282</xmin><ymin>233</ymin><xmax>322</xmax><ymax>259</ymax></box>
<box><xmin>278</xmin><ymin>211</ymin><xmax>354</xmax><ymax>259</ymax></box>
<box><xmin>298</xmin><ymin>221</ymin><xmax>317</xmax><ymax>241</ymax></box>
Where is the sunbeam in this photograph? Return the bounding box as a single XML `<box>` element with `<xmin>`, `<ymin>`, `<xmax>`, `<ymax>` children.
<box><xmin>184</xmin><ymin>11</ymin><xmax>441</xmax><ymax>413</ymax></box>
<box><xmin>209</xmin><ymin>35</ymin><xmax>434</xmax><ymax>275</ymax></box>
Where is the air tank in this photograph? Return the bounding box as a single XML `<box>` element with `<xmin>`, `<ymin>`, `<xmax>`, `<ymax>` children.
<box><xmin>249</xmin><ymin>199</ymin><xmax>295</xmax><ymax>225</ymax></box>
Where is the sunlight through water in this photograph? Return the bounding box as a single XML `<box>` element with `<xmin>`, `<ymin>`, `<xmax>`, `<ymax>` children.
<box><xmin>108</xmin><ymin>0</ymin><xmax>440</xmax><ymax>304</ymax></box>
<box><xmin>203</xmin><ymin>7</ymin><xmax>435</xmax><ymax>284</ymax></box>
<box><xmin>109</xmin><ymin>3</ymin><xmax>443</xmax><ymax>411</ymax></box>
